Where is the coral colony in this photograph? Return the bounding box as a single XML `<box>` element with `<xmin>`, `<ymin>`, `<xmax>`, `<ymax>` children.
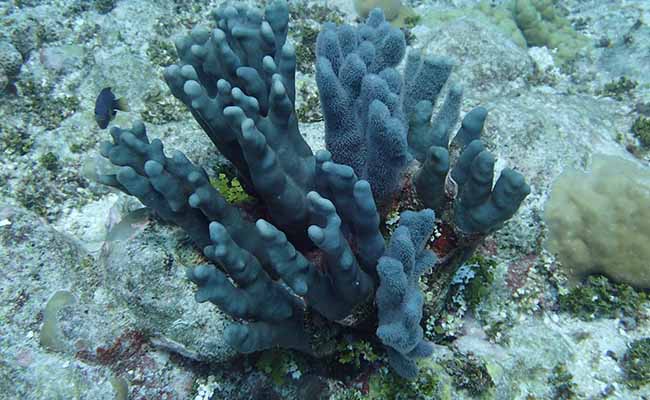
<box><xmin>95</xmin><ymin>1</ymin><xmax>529</xmax><ymax>379</ymax></box>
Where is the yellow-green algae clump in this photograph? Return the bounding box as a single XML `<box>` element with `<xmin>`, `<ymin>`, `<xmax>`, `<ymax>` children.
<box><xmin>418</xmin><ymin>0</ymin><xmax>588</xmax><ymax>66</ymax></box>
<box><xmin>507</xmin><ymin>0</ymin><xmax>588</xmax><ymax>63</ymax></box>
<box><xmin>632</xmin><ymin>115</ymin><xmax>650</xmax><ymax>149</ymax></box>
<box><xmin>40</xmin><ymin>290</ymin><xmax>76</xmax><ymax>352</ymax></box>
<box><xmin>353</xmin><ymin>0</ymin><xmax>416</xmax><ymax>28</ymax></box>
<box><xmin>622</xmin><ymin>338</ymin><xmax>650</xmax><ymax>390</ymax></box>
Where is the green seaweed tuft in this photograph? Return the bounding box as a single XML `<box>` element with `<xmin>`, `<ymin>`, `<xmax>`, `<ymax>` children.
<box><xmin>475</xmin><ymin>0</ymin><xmax>588</xmax><ymax>66</ymax></box>
<box><xmin>443</xmin><ymin>352</ymin><xmax>495</xmax><ymax>398</ymax></box>
<box><xmin>622</xmin><ymin>338</ymin><xmax>650</xmax><ymax>389</ymax></box>
<box><xmin>367</xmin><ymin>361</ymin><xmax>453</xmax><ymax>400</ymax></box>
<box><xmin>210</xmin><ymin>173</ymin><xmax>253</xmax><ymax>204</ymax></box>
<box><xmin>296</xmin><ymin>83</ymin><xmax>323</xmax><ymax>123</ymax></box>
<box><xmin>39</xmin><ymin>152</ymin><xmax>60</xmax><ymax>172</ymax></box>
<box><xmin>146</xmin><ymin>37</ymin><xmax>177</xmax><ymax>67</ymax></box>
<box><xmin>461</xmin><ymin>255</ymin><xmax>497</xmax><ymax>311</ymax></box>
<box><xmin>598</xmin><ymin>76</ymin><xmax>638</xmax><ymax>101</ymax></box>
<box><xmin>632</xmin><ymin>116</ymin><xmax>650</xmax><ymax>148</ymax></box>
<box><xmin>559</xmin><ymin>275</ymin><xmax>648</xmax><ymax>321</ymax></box>
<box><xmin>335</xmin><ymin>340</ymin><xmax>380</xmax><ymax>369</ymax></box>
<box><xmin>0</xmin><ymin>125</ymin><xmax>33</xmax><ymax>156</ymax></box>
<box><xmin>548</xmin><ymin>363</ymin><xmax>578</xmax><ymax>399</ymax></box>
<box><xmin>255</xmin><ymin>350</ymin><xmax>305</xmax><ymax>385</ymax></box>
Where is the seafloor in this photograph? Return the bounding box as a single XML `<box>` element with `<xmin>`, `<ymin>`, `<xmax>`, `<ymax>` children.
<box><xmin>1</xmin><ymin>0</ymin><xmax>649</xmax><ymax>399</ymax></box>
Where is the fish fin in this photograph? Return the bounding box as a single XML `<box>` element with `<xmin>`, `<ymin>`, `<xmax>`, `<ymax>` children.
<box><xmin>114</xmin><ymin>97</ymin><xmax>130</xmax><ymax>112</ymax></box>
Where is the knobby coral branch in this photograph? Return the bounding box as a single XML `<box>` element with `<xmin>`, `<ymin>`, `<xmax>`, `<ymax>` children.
<box><xmin>93</xmin><ymin>0</ymin><xmax>530</xmax><ymax>379</ymax></box>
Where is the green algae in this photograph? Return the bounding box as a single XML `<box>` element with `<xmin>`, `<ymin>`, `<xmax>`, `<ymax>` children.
<box><xmin>622</xmin><ymin>338</ymin><xmax>650</xmax><ymax>390</ymax></box>
<box><xmin>367</xmin><ymin>361</ymin><xmax>453</xmax><ymax>400</ymax></box>
<box><xmin>632</xmin><ymin>115</ymin><xmax>650</xmax><ymax>148</ymax></box>
<box><xmin>548</xmin><ymin>363</ymin><xmax>578</xmax><ymax>399</ymax></box>
<box><xmin>109</xmin><ymin>375</ymin><xmax>129</xmax><ymax>400</ymax></box>
<box><xmin>210</xmin><ymin>173</ymin><xmax>253</xmax><ymax>204</ymax></box>
<box><xmin>40</xmin><ymin>290</ymin><xmax>76</xmax><ymax>352</ymax></box>
<box><xmin>0</xmin><ymin>124</ymin><xmax>33</xmax><ymax>156</ymax></box>
<box><xmin>335</xmin><ymin>340</ymin><xmax>380</xmax><ymax>369</ymax></box>
<box><xmin>39</xmin><ymin>152</ymin><xmax>60</xmax><ymax>172</ymax></box>
<box><xmin>558</xmin><ymin>275</ymin><xmax>648</xmax><ymax>321</ymax></box>
<box><xmin>296</xmin><ymin>83</ymin><xmax>323</xmax><ymax>123</ymax></box>
<box><xmin>598</xmin><ymin>76</ymin><xmax>638</xmax><ymax>101</ymax></box>
<box><xmin>443</xmin><ymin>352</ymin><xmax>495</xmax><ymax>398</ymax></box>
<box><xmin>421</xmin><ymin>0</ymin><xmax>588</xmax><ymax>67</ymax></box>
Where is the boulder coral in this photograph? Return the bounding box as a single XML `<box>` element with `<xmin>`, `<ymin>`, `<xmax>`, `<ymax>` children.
<box><xmin>545</xmin><ymin>154</ymin><xmax>650</xmax><ymax>289</ymax></box>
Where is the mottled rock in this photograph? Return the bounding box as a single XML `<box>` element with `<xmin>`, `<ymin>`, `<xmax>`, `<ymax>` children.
<box><xmin>99</xmin><ymin>207</ymin><xmax>235</xmax><ymax>363</ymax></box>
<box><xmin>0</xmin><ymin>41</ymin><xmax>23</xmax><ymax>88</ymax></box>
<box><xmin>0</xmin><ymin>205</ymin><xmax>114</xmax><ymax>399</ymax></box>
<box><xmin>411</xmin><ymin>15</ymin><xmax>533</xmax><ymax>98</ymax></box>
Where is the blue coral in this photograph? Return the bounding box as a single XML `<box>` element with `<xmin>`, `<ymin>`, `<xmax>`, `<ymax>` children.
<box><xmin>95</xmin><ymin>0</ymin><xmax>530</xmax><ymax>380</ymax></box>
<box><xmin>376</xmin><ymin>209</ymin><xmax>438</xmax><ymax>378</ymax></box>
<box><xmin>315</xmin><ymin>9</ymin><xmax>408</xmax><ymax>206</ymax></box>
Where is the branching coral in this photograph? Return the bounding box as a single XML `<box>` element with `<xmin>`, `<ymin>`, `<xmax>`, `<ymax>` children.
<box><xmin>94</xmin><ymin>0</ymin><xmax>529</xmax><ymax>379</ymax></box>
<box><xmin>315</xmin><ymin>8</ymin><xmax>408</xmax><ymax>206</ymax></box>
<box><xmin>376</xmin><ymin>209</ymin><xmax>438</xmax><ymax>378</ymax></box>
<box><xmin>406</xmin><ymin>56</ymin><xmax>530</xmax><ymax>235</ymax></box>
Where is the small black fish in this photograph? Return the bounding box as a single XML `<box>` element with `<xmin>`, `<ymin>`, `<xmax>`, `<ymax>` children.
<box><xmin>94</xmin><ymin>87</ymin><xmax>129</xmax><ymax>129</ymax></box>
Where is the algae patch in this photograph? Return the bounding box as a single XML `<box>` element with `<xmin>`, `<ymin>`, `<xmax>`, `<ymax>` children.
<box><xmin>40</xmin><ymin>290</ymin><xmax>76</xmax><ymax>352</ymax></box>
<box><xmin>421</xmin><ymin>0</ymin><xmax>589</xmax><ymax>67</ymax></box>
<box><xmin>622</xmin><ymin>338</ymin><xmax>650</xmax><ymax>390</ymax></box>
<box><xmin>109</xmin><ymin>375</ymin><xmax>129</xmax><ymax>400</ymax></box>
